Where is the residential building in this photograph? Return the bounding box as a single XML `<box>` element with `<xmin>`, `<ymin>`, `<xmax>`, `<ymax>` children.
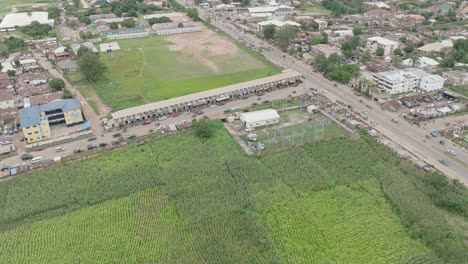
<box><xmin>366</xmin><ymin>36</ymin><xmax>399</xmax><ymax>56</ymax></box>
<box><xmin>0</xmin><ymin>12</ymin><xmax>54</xmax><ymax>30</ymax></box>
<box><xmin>19</xmin><ymin>58</ymin><xmax>38</xmax><ymax>70</ymax></box>
<box><xmin>417</xmin><ymin>42</ymin><xmax>452</xmax><ymax>54</ymax></box>
<box><xmin>19</xmin><ymin>99</ymin><xmax>83</xmax><ymax>143</ymax></box>
<box><xmin>373</xmin><ymin>68</ymin><xmax>445</xmax><ymax>94</ymax></box>
<box><xmin>402</xmin><ymin>56</ymin><xmax>439</xmax><ymax>68</ymax></box>
<box><xmin>240</xmin><ymin>109</ymin><xmax>280</xmax><ymax>128</ymax></box>
<box><xmin>257</xmin><ymin>20</ymin><xmax>300</xmax><ymax>32</ymax></box>
<box><xmin>364</xmin><ymin>9</ymin><xmax>392</xmax><ymax>18</ymax></box>
<box><xmin>0</xmin><ymin>91</ymin><xmax>15</xmax><ymax>109</ymax></box>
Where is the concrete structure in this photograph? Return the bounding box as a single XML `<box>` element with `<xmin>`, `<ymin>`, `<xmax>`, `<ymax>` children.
<box><xmin>402</xmin><ymin>56</ymin><xmax>439</xmax><ymax>68</ymax></box>
<box><xmin>366</xmin><ymin>36</ymin><xmax>399</xmax><ymax>56</ymax></box>
<box><xmin>0</xmin><ymin>12</ymin><xmax>54</xmax><ymax>30</ymax></box>
<box><xmin>0</xmin><ymin>91</ymin><xmax>15</xmax><ymax>109</ymax></box>
<box><xmin>105</xmin><ymin>31</ymin><xmax>149</xmax><ymax>40</ymax></box>
<box><xmin>155</xmin><ymin>27</ymin><xmax>202</xmax><ymax>36</ymax></box>
<box><xmin>152</xmin><ymin>22</ymin><xmax>196</xmax><ymax>30</ymax></box>
<box><xmin>248</xmin><ymin>5</ymin><xmax>294</xmax><ymax>17</ymax></box>
<box><xmin>19</xmin><ymin>99</ymin><xmax>83</xmax><ymax>143</ymax></box>
<box><xmin>56</xmin><ymin>59</ymin><xmax>79</xmax><ymax>73</ymax></box>
<box><xmin>257</xmin><ymin>20</ymin><xmax>300</xmax><ymax>32</ymax></box>
<box><xmin>310</xmin><ymin>44</ymin><xmax>342</xmax><ymax>58</ymax></box>
<box><xmin>111</xmin><ymin>70</ymin><xmax>302</xmax><ymax>125</ymax></box>
<box><xmin>99</xmin><ymin>42</ymin><xmax>121</xmax><ymax>52</ymax></box>
<box><xmin>443</xmin><ymin>71</ymin><xmax>468</xmax><ymax>86</ymax></box>
<box><xmin>373</xmin><ymin>68</ymin><xmax>445</xmax><ymax>94</ymax></box>
<box><xmin>417</xmin><ymin>42</ymin><xmax>451</xmax><ymax>54</ymax></box>
<box><xmin>314</xmin><ymin>19</ymin><xmax>327</xmax><ymax>31</ymax></box>
<box><xmin>240</xmin><ymin>109</ymin><xmax>280</xmax><ymax>128</ymax></box>
<box><xmin>143</xmin><ymin>12</ymin><xmax>188</xmax><ymax>23</ymax></box>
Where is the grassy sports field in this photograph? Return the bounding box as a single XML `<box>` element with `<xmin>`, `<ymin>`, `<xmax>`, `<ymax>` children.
<box><xmin>88</xmin><ymin>30</ymin><xmax>280</xmax><ymax>110</ymax></box>
<box><xmin>1</xmin><ymin>122</ymin><xmax>467</xmax><ymax>263</ymax></box>
<box><xmin>0</xmin><ymin>0</ymin><xmax>51</xmax><ymax>15</ymax></box>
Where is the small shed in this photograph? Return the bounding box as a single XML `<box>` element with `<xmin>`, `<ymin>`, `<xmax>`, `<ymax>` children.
<box><xmin>307</xmin><ymin>104</ymin><xmax>319</xmax><ymax>113</ymax></box>
<box><xmin>240</xmin><ymin>109</ymin><xmax>280</xmax><ymax>128</ymax></box>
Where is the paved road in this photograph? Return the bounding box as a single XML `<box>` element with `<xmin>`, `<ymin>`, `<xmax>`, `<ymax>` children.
<box><xmin>191</xmin><ymin>4</ymin><xmax>468</xmax><ymax>184</ymax></box>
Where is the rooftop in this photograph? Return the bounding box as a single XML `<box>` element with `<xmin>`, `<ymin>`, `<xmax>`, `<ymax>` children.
<box><xmin>241</xmin><ymin>109</ymin><xmax>280</xmax><ymax>123</ymax></box>
<box><xmin>367</xmin><ymin>36</ymin><xmax>398</xmax><ymax>46</ymax></box>
<box><xmin>20</xmin><ymin>99</ymin><xmax>81</xmax><ymax>128</ymax></box>
<box><xmin>112</xmin><ymin>70</ymin><xmax>302</xmax><ymax>120</ymax></box>
<box><xmin>0</xmin><ymin>12</ymin><xmax>54</xmax><ymax>29</ymax></box>
<box><xmin>0</xmin><ymin>91</ymin><xmax>14</xmax><ymax>102</ymax></box>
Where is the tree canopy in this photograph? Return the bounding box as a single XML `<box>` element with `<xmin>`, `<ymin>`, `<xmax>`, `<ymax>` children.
<box><xmin>50</xmin><ymin>78</ymin><xmax>66</xmax><ymax>91</ymax></box>
<box><xmin>78</xmin><ymin>52</ymin><xmax>108</xmax><ymax>83</ymax></box>
<box><xmin>262</xmin><ymin>25</ymin><xmax>276</xmax><ymax>39</ymax></box>
<box><xmin>275</xmin><ymin>25</ymin><xmax>298</xmax><ymax>51</ymax></box>
<box><xmin>20</xmin><ymin>21</ymin><xmax>53</xmax><ymax>38</ymax></box>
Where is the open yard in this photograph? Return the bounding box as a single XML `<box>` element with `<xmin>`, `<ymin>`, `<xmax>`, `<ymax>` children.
<box><xmin>0</xmin><ymin>122</ymin><xmax>467</xmax><ymax>263</ymax></box>
<box><xmin>79</xmin><ymin>29</ymin><xmax>279</xmax><ymax>110</ymax></box>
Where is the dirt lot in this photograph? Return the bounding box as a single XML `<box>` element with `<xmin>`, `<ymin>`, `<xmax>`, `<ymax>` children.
<box><xmin>166</xmin><ymin>28</ymin><xmax>239</xmax><ymax>73</ymax></box>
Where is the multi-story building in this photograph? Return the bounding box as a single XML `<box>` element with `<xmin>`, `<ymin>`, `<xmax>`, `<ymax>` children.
<box><xmin>373</xmin><ymin>68</ymin><xmax>445</xmax><ymax>94</ymax></box>
<box><xmin>19</xmin><ymin>99</ymin><xmax>83</xmax><ymax>143</ymax></box>
<box><xmin>366</xmin><ymin>36</ymin><xmax>399</xmax><ymax>56</ymax></box>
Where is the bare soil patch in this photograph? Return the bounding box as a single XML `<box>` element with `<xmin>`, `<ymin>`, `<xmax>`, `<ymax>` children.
<box><xmin>166</xmin><ymin>28</ymin><xmax>239</xmax><ymax>73</ymax></box>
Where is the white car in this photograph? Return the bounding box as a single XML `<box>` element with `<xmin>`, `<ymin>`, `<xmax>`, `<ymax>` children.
<box><xmin>447</xmin><ymin>149</ymin><xmax>457</xmax><ymax>156</ymax></box>
<box><xmin>210</xmin><ymin>105</ymin><xmax>218</xmax><ymax>109</ymax></box>
<box><xmin>55</xmin><ymin>147</ymin><xmax>65</xmax><ymax>152</ymax></box>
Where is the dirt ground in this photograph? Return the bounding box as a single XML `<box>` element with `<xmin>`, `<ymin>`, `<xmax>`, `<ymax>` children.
<box><xmin>166</xmin><ymin>28</ymin><xmax>239</xmax><ymax>73</ymax></box>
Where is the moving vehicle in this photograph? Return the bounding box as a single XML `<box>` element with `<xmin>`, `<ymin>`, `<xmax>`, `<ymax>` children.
<box><xmin>88</xmin><ymin>137</ymin><xmax>97</xmax><ymax>142</ymax></box>
<box><xmin>74</xmin><ymin>148</ymin><xmax>84</xmax><ymax>153</ymax></box>
<box><xmin>31</xmin><ymin>157</ymin><xmax>43</xmax><ymax>164</ymax></box>
<box><xmin>87</xmin><ymin>144</ymin><xmax>97</xmax><ymax>150</ymax></box>
<box><xmin>430</xmin><ymin>130</ymin><xmax>439</xmax><ymax>137</ymax></box>
<box><xmin>447</xmin><ymin>149</ymin><xmax>457</xmax><ymax>156</ymax></box>
<box><xmin>142</xmin><ymin>120</ymin><xmax>152</xmax><ymax>125</ymax></box>
<box><xmin>438</xmin><ymin>159</ymin><xmax>448</xmax><ymax>166</ymax></box>
<box><xmin>126</xmin><ymin>134</ymin><xmax>136</xmax><ymax>139</ymax></box>
<box><xmin>112</xmin><ymin>133</ymin><xmax>122</xmax><ymax>138</ymax></box>
<box><xmin>391</xmin><ymin>118</ymin><xmax>398</xmax><ymax>124</ymax></box>
<box><xmin>158</xmin><ymin>116</ymin><xmax>167</xmax><ymax>121</ymax></box>
<box><xmin>99</xmin><ymin>143</ymin><xmax>108</xmax><ymax>147</ymax></box>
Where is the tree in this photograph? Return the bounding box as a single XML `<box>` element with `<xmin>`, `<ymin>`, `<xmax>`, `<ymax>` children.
<box><xmin>399</xmin><ymin>37</ymin><xmax>407</xmax><ymax>43</ymax></box>
<box><xmin>78</xmin><ymin>53</ymin><xmax>108</xmax><ymax>82</ymax></box>
<box><xmin>440</xmin><ymin>56</ymin><xmax>455</xmax><ymax>68</ymax></box>
<box><xmin>14</xmin><ymin>59</ymin><xmax>20</xmax><ymax>68</ymax></box>
<box><xmin>121</xmin><ymin>18</ymin><xmax>135</xmax><ymax>28</ymax></box>
<box><xmin>240</xmin><ymin>0</ymin><xmax>250</xmax><ymax>7</ymax></box>
<box><xmin>262</xmin><ymin>25</ymin><xmax>276</xmax><ymax>39</ymax></box>
<box><xmin>416</xmin><ymin>41</ymin><xmax>425</xmax><ymax>47</ymax></box>
<box><xmin>187</xmin><ymin>8</ymin><xmax>200</xmax><ymax>21</ymax></box>
<box><xmin>195</xmin><ymin>119</ymin><xmax>215</xmax><ymax>139</ymax></box>
<box><xmin>47</xmin><ymin>7</ymin><xmax>61</xmax><ymax>20</ymax></box>
<box><xmin>50</xmin><ymin>78</ymin><xmax>66</xmax><ymax>91</ymax></box>
<box><xmin>275</xmin><ymin>25</ymin><xmax>298</xmax><ymax>51</ymax></box>
<box><xmin>343</xmin><ymin>49</ymin><xmax>353</xmax><ymax>58</ymax></box>
<box><xmin>76</xmin><ymin>46</ymin><xmax>90</xmax><ymax>58</ymax></box>
<box><xmin>376</xmin><ymin>47</ymin><xmax>385</xmax><ymax>57</ymax></box>
<box><xmin>353</xmin><ymin>27</ymin><xmax>362</xmax><ymax>35</ymax></box>
<box><xmin>393</xmin><ymin>48</ymin><xmax>402</xmax><ymax>56</ymax></box>
<box><xmin>20</xmin><ymin>21</ymin><xmax>52</xmax><ymax>37</ymax></box>
<box><xmin>110</xmin><ymin>22</ymin><xmax>119</xmax><ymax>29</ymax></box>
<box><xmin>404</xmin><ymin>45</ymin><xmax>414</xmax><ymax>54</ymax></box>
<box><xmin>0</xmin><ymin>64</ymin><xmax>3</xmax><ymax>72</ymax></box>
<box><xmin>128</xmin><ymin>9</ymin><xmax>138</xmax><ymax>17</ymax></box>
<box><xmin>7</xmin><ymin>70</ymin><xmax>16</xmax><ymax>77</ymax></box>
<box><xmin>361</xmin><ymin>51</ymin><xmax>371</xmax><ymax>62</ymax></box>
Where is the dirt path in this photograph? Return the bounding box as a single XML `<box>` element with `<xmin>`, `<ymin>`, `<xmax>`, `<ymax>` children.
<box><xmin>32</xmin><ymin>50</ymin><xmax>108</xmax><ymax>135</ymax></box>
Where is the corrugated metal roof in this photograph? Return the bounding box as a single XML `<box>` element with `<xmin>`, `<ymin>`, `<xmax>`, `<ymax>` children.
<box><xmin>111</xmin><ymin>70</ymin><xmax>302</xmax><ymax>120</ymax></box>
<box><xmin>19</xmin><ymin>99</ymin><xmax>81</xmax><ymax>128</ymax></box>
<box><xmin>241</xmin><ymin>109</ymin><xmax>279</xmax><ymax>123</ymax></box>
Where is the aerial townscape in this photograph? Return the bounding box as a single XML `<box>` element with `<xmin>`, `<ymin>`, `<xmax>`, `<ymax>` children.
<box><xmin>0</xmin><ymin>0</ymin><xmax>468</xmax><ymax>263</ymax></box>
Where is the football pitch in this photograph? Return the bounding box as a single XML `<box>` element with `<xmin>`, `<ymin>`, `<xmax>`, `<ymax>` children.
<box><xmin>90</xmin><ymin>30</ymin><xmax>280</xmax><ymax>110</ymax></box>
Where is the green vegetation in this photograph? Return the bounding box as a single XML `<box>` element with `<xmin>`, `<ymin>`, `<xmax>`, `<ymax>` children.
<box><xmin>440</xmin><ymin>39</ymin><xmax>468</xmax><ymax>68</ymax></box>
<box><xmin>87</xmin><ymin>100</ymin><xmax>100</xmax><ymax>115</ymax></box>
<box><xmin>315</xmin><ymin>53</ymin><xmax>360</xmax><ymax>84</ymax></box>
<box><xmin>20</xmin><ymin>21</ymin><xmax>53</xmax><ymax>38</ymax></box>
<box><xmin>76</xmin><ymin>36</ymin><xmax>279</xmax><ymax>110</ymax></box>
<box><xmin>448</xmin><ymin>85</ymin><xmax>468</xmax><ymax>97</ymax></box>
<box><xmin>265</xmin><ymin>183</ymin><xmax>431</xmax><ymax>263</ymax></box>
<box><xmin>321</xmin><ymin>0</ymin><xmax>365</xmax><ymax>15</ymax></box>
<box><xmin>0</xmin><ymin>124</ymin><xmax>467</xmax><ymax>263</ymax></box>
<box><xmin>296</xmin><ymin>0</ymin><xmax>332</xmax><ymax>14</ymax></box>
<box><xmin>0</xmin><ymin>37</ymin><xmax>26</xmax><ymax>56</ymax></box>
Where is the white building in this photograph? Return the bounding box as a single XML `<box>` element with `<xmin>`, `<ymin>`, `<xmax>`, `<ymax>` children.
<box><xmin>373</xmin><ymin>68</ymin><xmax>445</xmax><ymax>94</ymax></box>
<box><xmin>257</xmin><ymin>20</ymin><xmax>300</xmax><ymax>32</ymax></box>
<box><xmin>366</xmin><ymin>36</ymin><xmax>399</xmax><ymax>56</ymax></box>
<box><xmin>240</xmin><ymin>109</ymin><xmax>280</xmax><ymax>128</ymax></box>
<box><xmin>0</xmin><ymin>12</ymin><xmax>54</xmax><ymax>31</ymax></box>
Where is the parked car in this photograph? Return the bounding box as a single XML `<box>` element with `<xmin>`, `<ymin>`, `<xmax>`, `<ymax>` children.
<box><xmin>88</xmin><ymin>137</ymin><xmax>97</xmax><ymax>142</ymax></box>
<box><xmin>142</xmin><ymin>120</ymin><xmax>152</xmax><ymax>125</ymax></box>
<box><xmin>391</xmin><ymin>118</ymin><xmax>398</xmax><ymax>124</ymax></box>
<box><xmin>55</xmin><ymin>147</ymin><xmax>65</xmax><ymax>153</ymax></box>
<box><xmin>87</xmin><ymin>144</ymin><xmax>97</xmax><ymax>150</ymax></box>
<box><xmin>74</xmin><ymin>148</ymin><xmax>84</xmax><ymax>153</ymax></box>
<box><xmin>20</xmin><ymin>154</ymin><xmax>34</xmax><ymax>160</ymax></box>
<box><xmin>127</xmin><ymin>134</ymin><xmax>136</xmax><ymax>139</ymax></box>
<box><xmin>99</xmin><ymin>143</ymin><xmax>108</xmax><ymax>147</ymax></box>
<box><xmin>158</xmin><ymin>116</ymin><xmax>167</xmax><ymax>121</ymax></box>
<box><xmin>112</xmin><ymin>133</ymin><xmax>122</xmax><ymax>138</ymax></box>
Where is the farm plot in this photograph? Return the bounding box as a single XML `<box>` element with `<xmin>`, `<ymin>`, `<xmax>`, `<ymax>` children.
<box><xmin>265</xmin><ymin>182</ymin><xmax>432</xmax><ymax>264</ymax></box>
<box><xmin>87</xmin><ymin>30</ymin><xmax>279</xmax><ymax>110</ymax></box>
